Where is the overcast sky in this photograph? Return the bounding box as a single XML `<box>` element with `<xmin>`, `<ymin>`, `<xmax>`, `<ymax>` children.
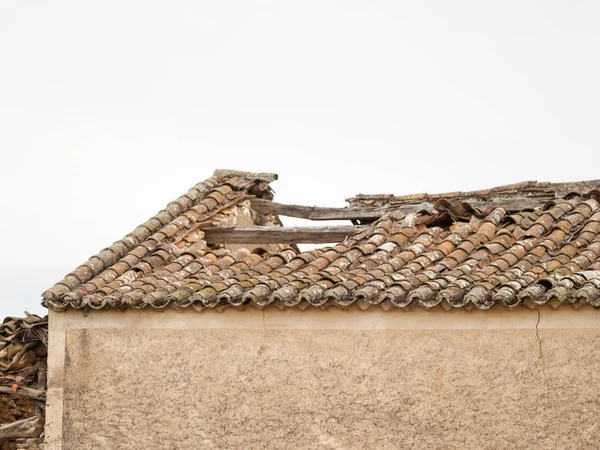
<box><xmin>1</xmin><ymin>1</ymin><xmax>599</xmax><ymax>317</ymax></box>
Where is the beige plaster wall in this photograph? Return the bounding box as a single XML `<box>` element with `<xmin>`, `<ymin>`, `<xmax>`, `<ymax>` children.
<box><xmin>46</xmin><ymin>306</ymin><xmax>600</xmax><ymax>449</ymax></box>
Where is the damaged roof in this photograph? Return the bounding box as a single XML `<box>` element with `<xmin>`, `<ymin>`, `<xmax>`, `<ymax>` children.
<box><xmin>43</xmin><ymin>170</ymin><xmax>600</xmax><ymax>311</ymax></box>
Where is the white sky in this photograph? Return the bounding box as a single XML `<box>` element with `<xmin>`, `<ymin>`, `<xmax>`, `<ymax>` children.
<box><xmin>1</xmin><ymin>1</ymin><xmax>599</xmax><ymax>317</ymax></box>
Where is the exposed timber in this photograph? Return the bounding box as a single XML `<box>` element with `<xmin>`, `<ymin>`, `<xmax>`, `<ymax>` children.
<box><xmin>0</xmin><ymin>385</ymin><xmax>46</xmax><ymax>402</ymax></box>
<box><xmin>0</xmin><ymin>415</ymin><xmax>44</xmax><ymax>440</ymax></box>
<box><xmin>249</xmin><ymin>198</ymin><xmax>388</xmax><ymax>221</ymax></box>
<box><xmin>203</xmin><ymin>225</ymin><xmax>366</xmax><ymax>244</ymax></box>
<box><xmin>347</xmin><ymin>180</ymin><xmax>600</xmax><ymax>209</ymax></box>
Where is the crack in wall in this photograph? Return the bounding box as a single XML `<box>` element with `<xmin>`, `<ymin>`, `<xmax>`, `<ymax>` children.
<box><xmin>535</xmin><ymin>309</ymin><xmax>543</xmax><ymax>358</ymax></box>
<box><xmin>535</xmin><ymin>308</ymin><xmax>550</xmax><ymax>391</ymax></box>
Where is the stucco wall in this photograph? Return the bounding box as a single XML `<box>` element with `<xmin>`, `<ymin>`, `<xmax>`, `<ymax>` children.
<box><xmin>46</xmin><ymin>306</ymin><xmax>600</xmax><ymax>449</ymax></box>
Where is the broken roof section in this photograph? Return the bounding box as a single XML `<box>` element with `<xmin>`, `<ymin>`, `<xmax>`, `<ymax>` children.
<box><xmin>43</xmin><ymin>170</ymin><xmax>600</xmax><ymax>312</ymax></box>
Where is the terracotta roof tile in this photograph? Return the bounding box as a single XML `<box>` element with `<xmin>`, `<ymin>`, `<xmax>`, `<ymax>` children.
<box><xmin>42</xmin><ymin>172</ymin><xmax>600</xmax><ymax>311</ymax></box>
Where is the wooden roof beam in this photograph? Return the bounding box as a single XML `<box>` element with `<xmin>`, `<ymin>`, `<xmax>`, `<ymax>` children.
<box><xmin>203</xmin><ymin>225</ymin><xmax>366</xmax><ymax>245</ymax></box>
<box><xmin>249</xmin><ymin>198</ymin><xmax>387</xmax><ymax>221</ymax></box>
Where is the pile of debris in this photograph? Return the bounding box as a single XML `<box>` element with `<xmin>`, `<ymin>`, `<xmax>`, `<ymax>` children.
<box><xmin>0</xmin><ymin>314</ymin><xmax>47</xmax><ymax>450</ymax></box>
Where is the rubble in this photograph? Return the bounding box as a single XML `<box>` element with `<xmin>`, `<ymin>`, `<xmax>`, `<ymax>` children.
<box><xmin>0</xmin><ymin>314</ymin><xmax>47</xmax><ymax>450</ymax></box>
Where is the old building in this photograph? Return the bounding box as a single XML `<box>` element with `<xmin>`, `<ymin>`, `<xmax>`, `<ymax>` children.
<box><xmin>42</xmin><ymin>170</ymin><xmax>600</xmax><ymax>449</ymax></box>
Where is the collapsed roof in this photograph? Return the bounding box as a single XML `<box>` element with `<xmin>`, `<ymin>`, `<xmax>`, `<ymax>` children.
<box><xmin>43</xmin><ymin>170</ymin><xmax>600</xmax><ymax>311</ymax></box>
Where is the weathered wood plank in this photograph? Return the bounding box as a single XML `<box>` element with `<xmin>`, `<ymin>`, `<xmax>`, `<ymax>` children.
<box><xmin>347</xmin><ymin>197</ymin><xmax>563</xmax><ymax>214</ymax></box>
<box><xmin>0</xmin><ymin>415</ymin><xmax>44</xmax><ymax>439</ymax></box>
<box><xmin>348</xmin><ymin>180</ymin><xmax>600</xmax><ymax>209</ymax></box>
<box><xmin>203</xmin><ymin>226</ymin><xmax>366</xmax><ymax>244</ymax></box>
<box><xmin>250</xmin><ymin>196</ymin><xmax>561</xmax><ymax>222</ymax></box>
<box><xmin>0</xmin><ymin>385</ymin><xmax>46</xmax><ymax>401</ymax></box>
<box><xmin>250</xmin><ymin>198</ymin><xmax>388</xmax><ymax>221</ymax></box>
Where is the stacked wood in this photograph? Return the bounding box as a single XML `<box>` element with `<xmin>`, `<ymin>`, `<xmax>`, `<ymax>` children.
<box><xmin>0</xmin><ymin>314</ymin><xmax>47</xmax><ymax>450</ymax></box>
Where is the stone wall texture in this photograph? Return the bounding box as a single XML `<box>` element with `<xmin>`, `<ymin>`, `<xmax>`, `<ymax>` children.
<box><xmin>60</xmin><ymin>325</ymin><xmax>600</xmax><ymax>449</ymax></box>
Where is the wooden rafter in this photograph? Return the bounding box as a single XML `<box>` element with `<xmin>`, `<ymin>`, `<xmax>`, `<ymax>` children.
<box><xmin>249</xmin><ymin>198</ymin><xmax>387</xmax><ymax>221</ymax></box>
<box><xmin>203</xmin><ymin>225</ymin><xmax>366</xmax><ymax>244</ymax></box>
